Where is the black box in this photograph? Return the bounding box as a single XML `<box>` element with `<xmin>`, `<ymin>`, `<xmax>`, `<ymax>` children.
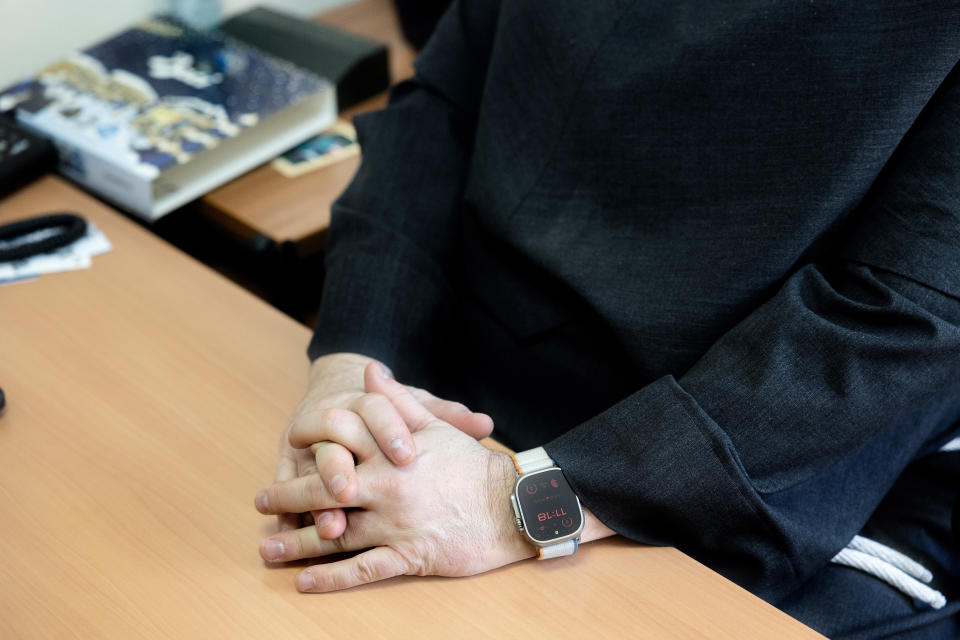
<box><xmin>220</xmin><ymin>7</ymin><xmax>390</xmax><ymax>111</ymax></box>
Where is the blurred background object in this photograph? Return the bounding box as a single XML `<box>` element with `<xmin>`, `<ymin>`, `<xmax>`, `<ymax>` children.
<box><xmin>168</xmin><ymin>0</ymin><xmax>223</xmax><ymax>30</ymax></box>
<box><xmin>0</xmin><ymin>0</ymin><xmax>357</xmax><ymax>89</ymax></box>
<box><xmin>393</xmin><ymin>0</ymin><xmax>451</xmax><ymax>50</ymax></box>
<box><xmin>221</xmin><ymin>6</ymin><xmax>389</xmax><ymax>110</ymax></box>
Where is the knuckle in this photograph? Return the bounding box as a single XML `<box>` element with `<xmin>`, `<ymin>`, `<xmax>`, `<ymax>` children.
<box><xmin>266</xmin><ymin>485</ymin><xmax>283</xmax><ymax>510</ymax></box>
<box><xmin>392</xmin><ymin>545</ymin><xmax>422</xmax><ymax>576</ymax></box>
<box><xmin>318</xmin><ymin>413</ymin><xmax>354</xmax><ymax>447</ymax></box>
<box><xmin>376</xmin><ymin>474</ymin><xmax>410</xmax><ymax>503</ymax></box>
<box><xmin>320</xmin><ymin>406</ymin><xmax>358</xmax><ymax>432</ymax></box>
<box><xmin>331</xmin><ymin>532</ymin><xmax>348</xmax><ymax>554</ymax></box>
<box><xmin>352</xmin><ymin>555</ymin><xmax>386</xmax><ymax>585</ymax></box>
<box><xmin>354</xmin><ymin>559</ymin><xmax>378</xmax><ymax>584</ymax></box>
<box><xmin>300</xmin><ymin>476</ymin><xmax>326</xmax><ymax>508</ymax></box>
<box><xmin>287</xmin><ymin>417</ymin><xmax>318</xmax><ymax>448</ymax></box>
<box><xmin>392</xmin><ymin>510</ymin><xmax>418</xmax><ymax>531</ymax></box>
<box><xmin>355</xmin><ymin>392</ymin><xmax>385</xmax><ymax>414</ymax></box>
<box><xmin>292</xmin><ymin>395</ymin><xmax>357</xmax><ymax>437</ymax></box>
<box><xmin>298</xmin><ymin>460</ymin><xmax>318</xmax><ymax>478</ymax></box>
<box><xmin>291</xmin><ymin>532</ymin><xmax>306</xmax><ymax>559</ymax></box>
<box><xmin>317</xmin><ymin>406</ymin><xmax>340</xmax><ymax>429</ymax></box>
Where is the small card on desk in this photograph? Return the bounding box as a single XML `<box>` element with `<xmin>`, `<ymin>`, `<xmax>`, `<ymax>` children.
<box><xmin>271</xmin><ymin>119</ymin><xmax>358</xmax><ymax>178</ymax></box>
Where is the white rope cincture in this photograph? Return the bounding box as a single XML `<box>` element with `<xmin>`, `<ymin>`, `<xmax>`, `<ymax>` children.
<box><xmin>830</xmin><ymin>536</ymin><xmax>946</xmax><ymax>610</ymax></box>
<box><xmin>846</xmin><ymin>535</ymin><xmax>933</xmax><ymax>582</ymax></box>
<box><xmin>939</xmin><ymin>436</ymin><xmax>960</xmax><ymax>452</ymax></box>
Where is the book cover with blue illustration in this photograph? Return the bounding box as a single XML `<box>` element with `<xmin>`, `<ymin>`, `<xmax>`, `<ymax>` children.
<box><xmin>0</xmin><ymin>16</ymin><xmax>335</xmax><ymax>219</ymax></box>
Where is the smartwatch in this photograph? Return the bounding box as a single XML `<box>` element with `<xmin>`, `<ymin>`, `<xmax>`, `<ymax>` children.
<box><xmin>509</xmin><ymin>447</ymin><xmax>584</xmax><ymax>559</ymax></box>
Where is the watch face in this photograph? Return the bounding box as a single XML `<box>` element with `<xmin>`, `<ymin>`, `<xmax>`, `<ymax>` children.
<box><xmin>515</xmin><ymin>468</ymin><xmax>583</xmax><ymax>544</ymax></box>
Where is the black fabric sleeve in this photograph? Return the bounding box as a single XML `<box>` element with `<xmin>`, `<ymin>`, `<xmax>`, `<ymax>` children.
<box><xmin>307</xmin><ymin>1</ymin><xmax>499</xmax><ymax>388</ymax></box>
<box><xmin>546</xmin><ymin>61</ymin><xmax>960</xmax><ymax>602</ymax></box>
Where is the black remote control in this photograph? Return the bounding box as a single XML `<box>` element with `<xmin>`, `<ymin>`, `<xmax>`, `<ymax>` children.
<box><xmin>0</xmin><ymin>114</ymin><xmax>56</xmax><ymax>195</ymax></box>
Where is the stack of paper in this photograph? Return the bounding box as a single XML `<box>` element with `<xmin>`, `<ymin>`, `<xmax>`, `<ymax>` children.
<box><xmin>0</xmin><ymin>222</ymin><xmax>111</xmax><ymax>285</ymax></box>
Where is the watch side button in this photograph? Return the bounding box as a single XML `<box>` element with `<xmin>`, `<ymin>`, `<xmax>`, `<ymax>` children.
<box><xmin>510</xmin><ymin>495</ymin><xmax>523</xmax><ymax>531</ymax></box>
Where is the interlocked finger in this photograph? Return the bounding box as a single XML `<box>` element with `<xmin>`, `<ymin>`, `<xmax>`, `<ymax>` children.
<box><xmin>348</xmin><ymin>387</ymin><xmax>417</xmax><ymax>465</ymax></box>
<box><xmin>255</xmin><ymin>471</ymin><xmax>364</xmax><ymax>516</ymax></box>
<box><xmin>259</xmin><ymin>511</ymin><xmax>380</xmax><ymax>563</ymax></box>
<box><xmin>288</xmin><ymin>407</ymin><xmax>379</xmax><ymax>462</ymax></box>
<box><xmin>364</xmin><ymin>364</ymin><xmax>446</xmax><ymax>435</ymax></box>
<box><xmin>311</xmin><ymin>440</ymin><xmax>359</xmax><ymax>504</ymax></box>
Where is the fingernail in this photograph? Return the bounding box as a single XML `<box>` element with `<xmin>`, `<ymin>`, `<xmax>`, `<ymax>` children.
<box><xmin>316</xmin><ymin>511</ymin><xmax>334</xmax><ymax>528</ymax></box>
<box><xmin>255</xmin><ymin>491</ymin><xmax>269</xmax><ymax>513</ymax></box>
<box><xmin>262</xmin><ymin>539</ymin><xmax>285</xmax><ymax>561</ymax></box>
<box><xmin>329</xmin><ymin>474</ymin><xmax>347</xmax><ymax>497</ymax></box>
<box><xmin>297</xmin><ymin>571</ymin><xmax>316</xmax><ymax>591</ymax></box>
<box><xmin>390</xmin><ymin>438</ymin><xmax>412</xmax><ymax>461</ymax></box>
<box><xmin>377</xmin><ymin>363</ymin><xmax>393</xmax><ymax>379</ymax></box>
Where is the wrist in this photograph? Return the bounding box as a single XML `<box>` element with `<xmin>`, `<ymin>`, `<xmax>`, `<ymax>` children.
<box><xmin>486</xmin><ymin>452</ymin><xmax>536</xmax><ymax>564</ymax></box>
<box><xmin>581</xmin><ymin>506</ymin><xmax>616</xmax><ymax>543</ymax></box>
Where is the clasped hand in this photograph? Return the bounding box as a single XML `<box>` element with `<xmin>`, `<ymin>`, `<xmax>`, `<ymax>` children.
<box><xmin>255</xmin><ymin>356</ymin><xmax>532</xmax><ymax>592</ymax></box>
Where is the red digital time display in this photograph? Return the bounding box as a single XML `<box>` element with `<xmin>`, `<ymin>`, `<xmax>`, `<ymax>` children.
<box><xmin>536</xmin><ymin>507</ymin><xmax>568</xmax><ymax>522</ymax></box>
<box><xmin>515</xmin><ymin>468</ymin><xmax>582</xmax><ymax>544</ymax></box>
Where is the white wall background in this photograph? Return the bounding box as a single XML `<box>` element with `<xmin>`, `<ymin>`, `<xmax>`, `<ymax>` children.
<box><xmin>0</xmin><ymin>0</ymin><xmax>357</xmax><ymax>89</ymax></box>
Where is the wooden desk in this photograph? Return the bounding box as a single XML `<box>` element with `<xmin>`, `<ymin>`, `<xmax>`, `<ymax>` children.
<box><xmin>202</xmin><ymin>0</ymin><xmax>414</xmax><ymax>257</ymax></box>
<box><xmin>0</xmin><ymin>176</ymin><xmax>823</xmax><ymax>638</ymax></box>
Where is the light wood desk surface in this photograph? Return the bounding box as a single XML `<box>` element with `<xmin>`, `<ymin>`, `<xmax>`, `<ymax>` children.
<box><xmin>0</xmin><ymin>176</ymin><xmax>823</xmax><ymax>638</ymax></box>
<box><xmin>202</xmin><ymin>0</ymin><xmax>414</xmax><ymax>256</ymax></box>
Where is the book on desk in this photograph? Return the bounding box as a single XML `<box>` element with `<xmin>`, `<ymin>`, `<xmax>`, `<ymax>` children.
<box><xmin>0</xmin><ymin>16</ymin><xmax>335</xmax><ymax>221</ymax></box>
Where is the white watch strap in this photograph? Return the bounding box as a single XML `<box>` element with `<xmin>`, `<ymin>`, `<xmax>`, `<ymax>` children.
<box><xmin>513</xmin><ymin>446</ymin><xmax>579</xmax><ymax>559</ymax></box>
<box><xmin>514</xmin><ymin>446</ymin><xmax>554</xmax><ymax>473</ymax></box>
<box><xmin>538</xmin><ymin>539</ymin><xmax>578</xmax><ymax>559</ymax></box>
